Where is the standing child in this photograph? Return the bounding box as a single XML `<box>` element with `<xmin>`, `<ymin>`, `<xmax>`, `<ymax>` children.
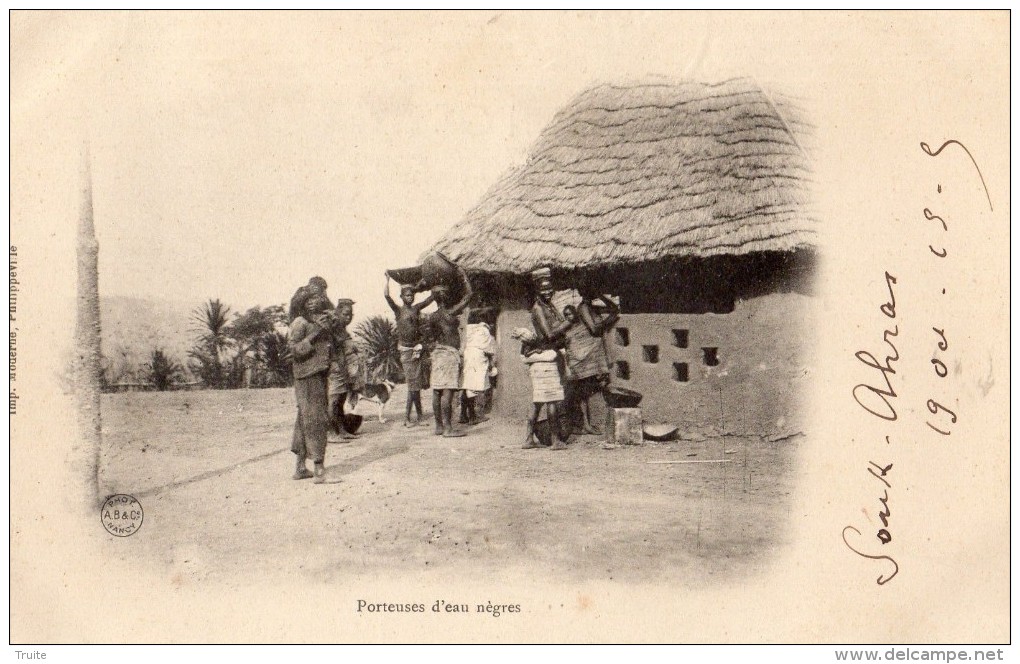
<box><xmin>289</xmin><ymin>276</ymin><xmax>330</xmax><ymax>322</ymax></box>
<box><xmin>384</xmin><ymin>274</ymin><xmax>434</xmax><ymax>426</ymax></box>
<box><xmin>328</xmin><ymin>298</ymin><xmax>361</xmax><ymax>440</ymax></box>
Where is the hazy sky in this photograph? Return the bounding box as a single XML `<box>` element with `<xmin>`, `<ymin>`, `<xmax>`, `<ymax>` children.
<box><xmin>14</xmin><ymin>11</ymin><xmax>760</xmax><ymax>320</ymax></box>
<box><xmin>13</xmin><ymin>11</ymin><xmax>1004</xmax><ymax>326</ymax></box>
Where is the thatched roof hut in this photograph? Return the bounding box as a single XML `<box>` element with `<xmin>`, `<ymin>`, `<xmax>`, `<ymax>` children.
<box><xmin>419</xmin><ymin>79</ymin><xmax>817</xmax><ymax>434</ymax></box>
<box><xmin>430</xmin><ymin>78</ymin><xmax>815</xmax><ymax>280</ymax></box>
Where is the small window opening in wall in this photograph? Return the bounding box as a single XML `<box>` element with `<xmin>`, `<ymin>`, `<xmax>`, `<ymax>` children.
<box><xmin>615</xmin><ymin>327</ymin><xmax>630</xmax><ymax>347</ymax></box>
<box><xmin>672</xmin><ymin>362</ymin><xmax>689</xmax><ymax>382</ymax></box>
<box><xmin>642</xmin><ymin>345</ymin><xmax>659</xmax><ymax>364</ymax></box>
<box><xmin>672</xmin><ymin>329</ymin><xmax>689</xmax><ymax>348</ymax></box>
<box><xmin>616</xmin><ymin>360</ymin><xmax>631</xmax><ymax>381</ymax></box>
<box><xmin>702</xmin><ymin>347</ymin><xmax>720</xmax><ymax>366</ymax></box>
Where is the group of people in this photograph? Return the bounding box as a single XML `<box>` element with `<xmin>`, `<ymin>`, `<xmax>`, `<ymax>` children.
<box><xmin>287</xmin><ymin>264</ymin><xmax>496</xmax><ymax>483</ymax></box>
<box><xmin>514</xmin><ymin>267</ymin><xmax>619</xmax><ymax>451</ymax></box>
<box><xmin>287</xmin><ymin>264</ymin><xmax>618</xmax><ymax>483</ymax></box>
<box><xmin>383</xmin><ymin>264</ymin><xmax>495</xmax><ymax>437</ymax></box>
<box><xmin>288</xmin><ymin>276</ymin><xmax>364</xmax><ymax>483</ymax></box>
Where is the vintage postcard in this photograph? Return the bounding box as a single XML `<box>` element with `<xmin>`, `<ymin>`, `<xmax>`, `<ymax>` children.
<box><xmin>8</xmin><ymin>11</ymin><xmax>1010</xmax><ymax>646</ymax></box>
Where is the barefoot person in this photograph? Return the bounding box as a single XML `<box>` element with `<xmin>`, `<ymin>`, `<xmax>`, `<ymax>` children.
<box><xmin>512</xmin><ymin>327</ymin><xmax>567</xmax><ymax>450</ymax></box>
<box><xmin>384</xmin><ymin>275</ymin><xmax>434</xmax><ymax>426</ymax></box>
<box><xmin>563</xmin><ymin>289</ymin><xmax>619</xmax><ymax>434</ymax></box>
<box><xmin>528</xmin><ymin>267</ymin><xmax>575</xmax><ymax>448</ymax></box>
<box><xmin>328</xmin><ymin>298</ymin><xmax>361</xmax><ymax>440</ymax></box>
<box><xmin>561</xmin><ymin>305</ymin><xmax>587</xmax><ymax>431</ymax></box>
<box><xmin>424</xmin><ymin>266</ymin><xmax>473</xmax><ymax>437</ymax></box>
<box><xmin>289</xmin><ymin>290</ymin><xmax>334</xmax><ymax>483</ymax></box>
<box><xmin>460</xmin><ymin>316</ymin><xmax>494</xmax><ymax>425</ymax></box>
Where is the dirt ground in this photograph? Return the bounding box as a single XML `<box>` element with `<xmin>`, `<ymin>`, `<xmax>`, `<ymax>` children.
<box><xmin>98</xmin><ymin>386</ymin><xmax>802</xmax><ymax>587</ymax></box>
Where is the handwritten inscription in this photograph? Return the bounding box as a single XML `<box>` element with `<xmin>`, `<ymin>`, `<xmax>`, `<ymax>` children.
<box><xmin>852</xmin><ymin>271</ymin><xmax>900</xmax><ymax>421</ymax></box>
<box><xmin>919</xmin><ymin>136</ymin><xmax>989</xmax><ymax>435</ymax></box>
<box><xmin>842</xmin><ymin>456</ymin><xmax>900</xmax><ymax>586</ymax></box>
<box><xmin>844</xmin><ymin>138</ymin><xmax>986</xmax><ymax>586</ymax></box>
<box><xmin>920</xmin><ymin>139</ymin><xmax>993</xmax><ymax>212</ymax></box>
<box><xmin>845</xmin><ymin>271</ymin><xmax>900</xmax><ymax>584</ymax></box>
<box><xmin>921</xmin><ymin>187</ymin><xmax>959</xmax><ymax>437</ymax></box>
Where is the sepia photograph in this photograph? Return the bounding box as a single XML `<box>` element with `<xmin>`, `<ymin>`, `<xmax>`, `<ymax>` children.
<box><xmin>9</xmin><ymin>10</ymin><xmax>1010</xmax><ymax>649</ymax></box>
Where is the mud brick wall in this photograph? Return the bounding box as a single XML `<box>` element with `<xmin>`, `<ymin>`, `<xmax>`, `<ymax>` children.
<box><xmin>492</xmin><ymin>291</ymin><xmax>815</xmax><ymax>436</ymax></box>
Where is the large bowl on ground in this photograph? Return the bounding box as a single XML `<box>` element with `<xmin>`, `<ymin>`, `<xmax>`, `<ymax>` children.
<box><xmin>605</xmin><ymin>386</ymin><xmax>643</xmax><ymax>409</ymax></box>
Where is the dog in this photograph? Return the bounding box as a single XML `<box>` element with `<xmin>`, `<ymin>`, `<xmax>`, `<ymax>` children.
<box><xmin>348</xmin><ymin>379</ymin><xmax>397</xmax><ymax>423</ymax></box>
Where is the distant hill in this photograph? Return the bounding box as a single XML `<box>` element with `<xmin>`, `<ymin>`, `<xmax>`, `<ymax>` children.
<box><xmin>100</xmin><ymin>296</ymin><xmax>198</xmax><ymax>382</ymax></box>
<box><xmin>96</xmin><ymin>296</ymin><xmax>380</xmax><ymax>385</ymax></box>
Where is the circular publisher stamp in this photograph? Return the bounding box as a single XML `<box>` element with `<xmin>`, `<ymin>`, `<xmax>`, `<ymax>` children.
<box><xmin>100</xmin><ymin>494</ymin><xmax>144</xmax><ymax>537</ymax></box>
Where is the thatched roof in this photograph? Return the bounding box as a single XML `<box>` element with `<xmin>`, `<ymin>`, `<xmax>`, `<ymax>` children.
<box><xmin>429</xmin><ymin>78</ymin><xmax>816</xmax><ymax>275</ymax></box>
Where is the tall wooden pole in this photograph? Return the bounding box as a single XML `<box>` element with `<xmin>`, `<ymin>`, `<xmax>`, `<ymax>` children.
<box><xmin>74</xmin><ymin>143</ymin><xmax>102</xmax><ymax>510</ymax></box>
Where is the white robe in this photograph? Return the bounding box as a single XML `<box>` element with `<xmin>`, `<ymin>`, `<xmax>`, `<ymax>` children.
<box><xmin>462</xmin><ymin>323</ymin><xmax>495</xmax><ymax>394</ymax></box>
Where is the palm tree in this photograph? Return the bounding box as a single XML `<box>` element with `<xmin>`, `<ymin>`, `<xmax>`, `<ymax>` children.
<box><xmin>261</xmin><ymin>330</ymin><xmax>293</xmax><ymax>387</ymax></box>
<box><xmin>353</xmin><ymin>315</ymin><xmax>403</xmax><ymax>384</ymax></box>
<box><xmin>192</xmin><ymin>298</ymin><xmax>232</xmax><ymax>354</ymax></box>
<box><xmin>189</xmin><ymin>298</ymin><xmax>232</xmax><ymax>388</ymax></box>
